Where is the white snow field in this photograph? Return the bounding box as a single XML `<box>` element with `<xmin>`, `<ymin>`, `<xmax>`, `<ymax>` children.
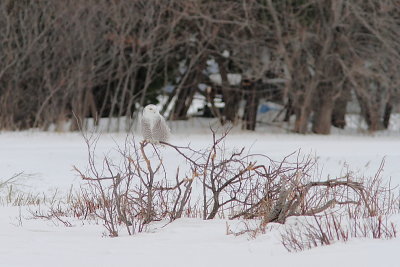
<box><xmin>1</xmin><ymin>128</ymin><xmax>400</xmax><ymax>267</ymax></box>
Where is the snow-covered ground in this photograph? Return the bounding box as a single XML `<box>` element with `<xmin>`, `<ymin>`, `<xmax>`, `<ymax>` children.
<box><xmin>1</xmin><ymin>127</ymin><xmax>400</xmax><ymax>267</ymax></box>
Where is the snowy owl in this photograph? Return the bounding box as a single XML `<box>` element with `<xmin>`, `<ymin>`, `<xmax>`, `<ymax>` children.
<box><xmin>141</xmin><ymin>104</ymin><xmax>170</xmax><ymax>143</ymax></box>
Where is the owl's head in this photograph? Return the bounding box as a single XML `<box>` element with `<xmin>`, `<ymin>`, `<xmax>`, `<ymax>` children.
<box><xmin>143</xmin><ymin>104</ymin><xmax>159</xmax><ymax>118</ymax></box>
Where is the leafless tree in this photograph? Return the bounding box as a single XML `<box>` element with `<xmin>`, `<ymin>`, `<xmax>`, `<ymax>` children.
<box><xmin>0</xmin><ymin>0</ymin><xmax>398</xmax><ymax>133</ymax></box>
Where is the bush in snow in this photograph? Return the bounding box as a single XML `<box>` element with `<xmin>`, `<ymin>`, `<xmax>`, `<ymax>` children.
<box><xmin>34</xmin><ymin>128</ymin><xmax>398</xmax><ymax>246</ymax></box>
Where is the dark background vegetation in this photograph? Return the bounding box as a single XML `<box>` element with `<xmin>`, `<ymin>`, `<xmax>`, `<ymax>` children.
<box><xmin>0</xmin><ymin>0</ymin><xmax>399</xmax><ymax>133</ymax></box>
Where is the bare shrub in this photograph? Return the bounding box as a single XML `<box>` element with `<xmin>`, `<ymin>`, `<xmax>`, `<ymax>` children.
<box><xmin>32</xmin><ymin>128</ymin><xmax>399</xmax><ymax>244</ymax></box>
<box><xmin>163</xmin><ymin>128</ymin><xmax>384</xmax><ymax>226</ymax></box>
<box><xmin>350</xmin><ymin>159</ymin><xmax>399</xmax><ymax>217</ymax></box>
<box><xmin>280</xmin><ymin>160</ymin><xmax>399</xmax><ymax>252</ymax></box>
<box><xmin>192</xmin><ymin>128</ymin><xmax>263</xmax><ymax>220</ymax></box>
<box><xmin>229</xmin><ymin>156</ymin><xmax>370</xmax><ymax>227</ymax></box>
<box><xmin>71</xmin><ymin>133</ymin><xmax>195</xmax><ymax>237</ymax></box>
<box><xmin>0</xmin><ymin>172</ymin><xmax>23</xmax><ymax>191</ymax></box>
<box><xmin>0</xmin><ymin>173</ymin><xmax>48</xmax><ymax>206</ymax></box>
<box><xmin>32</xmin><ymin>204</ymin><xmax>74</xmax><ymax>228</ymax></box>
<box><xmin>281</xmin><ymin>213</ymin><xmax>398</xmax><ymax>252</ymax></box>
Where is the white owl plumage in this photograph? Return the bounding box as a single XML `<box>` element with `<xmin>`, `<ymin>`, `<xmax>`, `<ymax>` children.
<box><xmin>141</xmin><ymin>104</ymin><xmax>170</xmax><ymax>143</ymax></box>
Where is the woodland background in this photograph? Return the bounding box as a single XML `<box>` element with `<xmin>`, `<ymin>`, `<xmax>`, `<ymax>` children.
<box><xmin>0</xmin><ymin>0</ymin><xmax>399</xmax><ymax>134</ymax></box>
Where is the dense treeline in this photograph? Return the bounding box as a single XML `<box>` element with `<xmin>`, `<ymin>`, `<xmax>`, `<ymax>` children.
<box><xmin>0</xmin><ymin>0</ymin><xmax>399</xmax><ymax>133</ymax></box>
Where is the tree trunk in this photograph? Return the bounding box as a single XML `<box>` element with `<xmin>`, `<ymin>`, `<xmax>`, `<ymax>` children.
<box><xmin>242</xmin><ymin>79</ymin><xmax>259</xmax><ymax>131</ymax></box>
<box><xmin>293</xmin><ymin>80</ymin><xmax>318</xmax><ymax>134</ymax></box>
<box><xmin>312</xmin><ymin>83</ymin><xmax>339</xmax><ymax>134</ymax></box>
<box><xmin>216</xmin><ymin>56</ymin><xmax>240</xmax><ymax>124</ymax></box>
<box><xmin>355</xmin><ymin>93</ymin><xmax>384</xmax><ymax>132</ymax></box>
<box><xmin>294</xmin><ymin>106</ymin><xmax>311</xmax><ymax>134</ymax></box>
<box><xmin>170</xmin><ymin>84</ymin><xmax>197</xmax><ymax>120</ymax></box>
<box><xmin>383</xmin><ymin>101</ymin><xmax>392</xmax><ymax>129</ymax></box>
<box><xmin>312</xmin><ymin>96</ymin><xmax>334</xmax><ymax>134</ymax></box>
<box><xmin>331</xmin><ymin>88</ymin><xmax>350</xmax><ymax>129</ymax></box>
<box><xmin>170</xmin><ymin>57</ymin><xmax>207</xmax><ymax>120</ymax></box>
<box><xmin>223</xmin><ymin>94</ymin><xmax>241</xmax><ymax>123</ymax></box>
<box><xmin>367</xmin><ymin>109</ymin><xmax>383</xmax><ymax>132</ymax></box>
<box><xmin>284</xmin><ymin>97</ymin><xmax>294</xmax><ymax>122</ymax></box>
